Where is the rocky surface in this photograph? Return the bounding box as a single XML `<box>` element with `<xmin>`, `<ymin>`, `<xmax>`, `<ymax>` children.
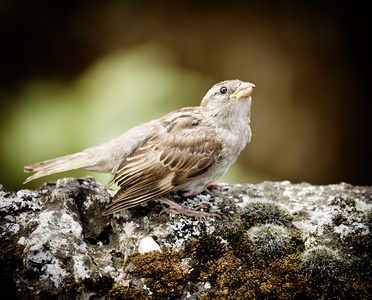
<box><xmin>1</xmin><ymin>177</ymin><xmax>371</xmax><ymax>299</ymax></box>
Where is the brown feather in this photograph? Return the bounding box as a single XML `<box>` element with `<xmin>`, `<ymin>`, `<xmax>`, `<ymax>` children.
<box><xmin>102</xmin><ymin>114</ymin><xmax>222</xmax><ymax>215</ymax></box>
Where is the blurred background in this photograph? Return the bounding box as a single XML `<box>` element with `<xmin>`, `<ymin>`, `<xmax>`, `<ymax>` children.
<box><xmin>0</xmin><ymin>0</ymin><xmax>370</xmax><ymax>192</ymax></box>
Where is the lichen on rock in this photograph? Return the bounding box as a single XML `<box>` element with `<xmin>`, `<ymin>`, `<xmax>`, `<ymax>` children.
<box><xmin>1</xmin><ymin>178</ymin><xmax>371</xmax><ymax>299</ymax></box>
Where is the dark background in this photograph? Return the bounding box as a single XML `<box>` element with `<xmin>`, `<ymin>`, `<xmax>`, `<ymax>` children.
<box><xmin>1</xmin><ymin>0</ymin><xmax>371</xmax><ymax>191</ymax></box>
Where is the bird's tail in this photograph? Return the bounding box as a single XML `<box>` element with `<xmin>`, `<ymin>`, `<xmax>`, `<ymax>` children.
<box><xmin>23</xmin><ymin>152</ymin><xmax>98</xmax><ymax>184</ymax></box>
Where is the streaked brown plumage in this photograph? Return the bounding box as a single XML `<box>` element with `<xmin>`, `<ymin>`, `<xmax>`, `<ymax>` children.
<box><xmin>24</xmin><ymin>80</ymin><xmax>255</xmax><ymax>217</ymax></box>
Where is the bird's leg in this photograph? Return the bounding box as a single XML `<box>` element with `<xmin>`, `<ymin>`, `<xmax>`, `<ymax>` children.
<box><xmin>159</xmin><ymin>196</ymin><xmax>220</xmax><ymax>218</ymax></box>
<box><xmin>203</xmin><ymin>184</ymin><xmax>219</xmax><ymax>194</ymax></box>
<box><xmin>207</xmin><ymin>184</ymin><xmax>219</xmax><ymax>189</ymax></box>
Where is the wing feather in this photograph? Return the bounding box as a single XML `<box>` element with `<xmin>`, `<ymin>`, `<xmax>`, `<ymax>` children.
<box><xmin>102</xmin><ymin>113</ymin><xmax>222</xmax><ymax>215</ymax></box>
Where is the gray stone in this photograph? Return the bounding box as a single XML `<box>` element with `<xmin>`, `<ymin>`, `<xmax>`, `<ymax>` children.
<box><xmin>0</xmin><ymin>177</ymin><xmax>371</xmax><ymax>299</ymax></box>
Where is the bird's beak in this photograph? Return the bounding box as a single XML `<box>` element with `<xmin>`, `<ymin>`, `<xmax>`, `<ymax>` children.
<box><xmin>229</xmin><ymin>82</ymin><xmax>255</xmax><ymax>99</ymax></box>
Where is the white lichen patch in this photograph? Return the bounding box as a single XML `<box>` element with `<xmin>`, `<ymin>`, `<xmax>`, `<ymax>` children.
<box><xmin>184</xmin><ymin>193</ymin><xmax>222</xmax><ymax>214</ymax></box>
<box><xmin>164</xmin><ymin>217</ymin><xmax>217</xmax><ymax>250</ymax></box>
<box><xmin>24</xmin><ymin>209</ymin><xmax>90</xmax><ymax>284</ymax></box>
<box><xmin>355</xmin><ymin>198</ymin><xmax>372</xmax><ymax>212</ymax></box>
<box><xmin>121</xmin><ymin>221</ymin><xmax>137</xmax><ymax>238</ymax></box>
<box><xmin>29</xmin><ymin>211</ymin><xmax>84</xmax><ymax>245</ymax></box>
<box><xmin>2</xmin><ymin>222</ymin><xmax>20</xmax><ymax>235</ymax></box>
<box><xmin>72</xmin><ymin>255</ymin><xmax>92</xmax><ymax>280</ymax></box>
<box><xmin>40</xmin><ymin>258</ymin><xmax>69</xmax><ymax>289</ymax></box>
<box><xmin>0</xmin><ymin>189</ymin><xmax>44</xmax><ymax>213</ymax></box>
<box><xmin>302</xmin><ymin>207</ymin><xmax>334</xmax><ymax>234</ymax></box>
<box><xmin>113</xmin><ymin>220</ymin><xmax>144</xmax><ymax>259</ymax></box>
<box><xmin>333</xmin><ymin>224</ymin><xmax>350</xmax><ymax>238</ymax></box>
<box><xmin>247</xmin><ymin>182</ymin><xmax>372</xmax><ymax>248</ymax></box>
<box><xmin>27</xmin><ymin>249</ymin><xmax>53</xmax><ymax>265</ymax></box>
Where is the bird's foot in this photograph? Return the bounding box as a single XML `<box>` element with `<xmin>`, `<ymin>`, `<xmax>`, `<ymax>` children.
<box><xmin>159</xmin><ymin>197</ymin><xmax>220</xmax><ymax>219</ymax></box>
<box><xmin>207</xmin><ymin>184</ymin><xmax>219</xmax><ymax>189</ymax></box>
<box><xmin>203</xmin><ymin>184</ymin><xmax>219</xmax><ymax>193</ymax></box>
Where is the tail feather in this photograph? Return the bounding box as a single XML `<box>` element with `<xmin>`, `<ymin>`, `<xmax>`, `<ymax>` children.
<box><xmin>23</xmin><ymin>152</ymin><xmax>97</xmax><ymax>183</ymax></box>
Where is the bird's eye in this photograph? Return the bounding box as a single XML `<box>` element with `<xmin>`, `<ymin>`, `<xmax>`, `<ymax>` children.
<box><xmin>220</xmin><ymin>87</ymin><xmax>227</xmax><ymax>94</ymax></box>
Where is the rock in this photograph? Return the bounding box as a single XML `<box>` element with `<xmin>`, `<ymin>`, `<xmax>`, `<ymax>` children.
<box><xmin>292</xmin><ymin>221</ymin><xmax>304</xmax><ymax>230</ymax></box>
<box><xmin>0</xmin><ymin>178</ymin><xmax>371</xmax><ymax>299</ymax></box>
<box><xmin>138</xmin><ymin>237</ymin><xmax>161</xmax><ymax>254</ymax></box>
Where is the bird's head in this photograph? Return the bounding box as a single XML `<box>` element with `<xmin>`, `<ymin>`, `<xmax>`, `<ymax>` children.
<box><xmin>201</xmin><ymin>80</ymin><xmax>255</xmax><ymax>125</ymax></box>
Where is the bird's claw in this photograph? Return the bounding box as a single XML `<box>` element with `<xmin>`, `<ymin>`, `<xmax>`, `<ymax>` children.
<box><xmin>160</xmin><ymin>207</ymin><xmax>221</xmax><ymax>219</ymax></box>
<box><xmin>159</xmin><ymin>196</ymin><xmax>221</xmax><ymax>219</ymax></box>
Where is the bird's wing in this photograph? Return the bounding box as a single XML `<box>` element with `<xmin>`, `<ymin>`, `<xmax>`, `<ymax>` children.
<box><xmin>102</xmin><ymin>113</ymin><xmax>222</xmax><ymax>215</ymax></box>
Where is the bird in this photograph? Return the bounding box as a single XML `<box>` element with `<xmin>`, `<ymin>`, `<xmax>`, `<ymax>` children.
<box><xmin>24</xmin><ymin>79</ymin><xmax>255</xmax><ymax>218</ymax></box>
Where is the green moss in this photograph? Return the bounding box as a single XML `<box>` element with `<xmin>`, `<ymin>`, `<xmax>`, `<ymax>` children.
<box><xmin>128</xmin><ymin>250</ymin><xmax>189</xmax><ymax>299</ymax></box>
<box><xmin>298</xmin><ymin>242</ymin><xmax>372</xmax><ymax>298</ymax></box>
<box><xmin>185</xmin><ymin>229</ymin><xmax>226</xmax><ymax>281</ymax></box>
<box><xmin>286</xmin><ymin>231</ymin><xmax>306</xmax><ymax>254</ymax></box>
<box><xmin>107</xmin><ymin>285</ymin><xmax>150</xmax><ymax>300</ymax></box>
<box><xmin>227</xmin><ymin>226</ymin><xmax>304</xmax><ymax>267</ymax></box>
<box><xmin>0</xmin><ymin>239</ymin><xmax>25</xmax><ymax>299</ymax></box>
<box><xmin>84</xmin><ymin>276</ymin><xmax>114</xmax><ymax>296</ymax></box>
<box><xmin>64</xmin><ymin>275</ymin><xmax>114</xmax><ymax>298</ymax></box>
<box><xmin>226</xmin><ymin>229</ymin><xmax>255</xmax><ymax>265</ymax></box>
<box><xmin>344</xmin><ymin>232</ymin><xmax>372</xmax><ymax>258</ymax></box>
<box><xmin>247</xmin><ymin>224</ymin><xmax>290</xmax><ymax>255</ymax></box>
<box><xmin>243</xmin><ymin>199</ymin><xmax>292</xmax><ymax>226</ymax></box>
<box><xmin>343</xmin><ymin>257</ymin><xmax>372</xmax><ymax>299</ymax></box>
<box><xmin>301</xmin><ymin>246</ymin><xmax>342</xmax><ymax>278</ymax></box>
<box><xmin>301</xmin><ymin>246</ymin><xmax>346</xmax><ymax>297</ymax></box>
<box><xmin>180</xmin><ymin>221</ymin><xmax>313</xmax><ymax>299</ymax></box>
<box><xmin>200</xmin><ymin>252</ymin><xmax>312</xmax><ymax>299</ymax></box>
<box><xmin>64</xmin><ymin>277</ymin><xmax>80</xmax><ymax>298</ymax></box>
<box><xmin>342</xmin><ymin>233</ymin><xmax>372</xmax><ymax>298</ymax></box>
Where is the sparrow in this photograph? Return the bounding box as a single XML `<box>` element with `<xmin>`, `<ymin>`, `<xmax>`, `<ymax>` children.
<box><xmin>24</xmin><ymin>80</ymin><xmax>255</xmax><ymax>218</ymax></box>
